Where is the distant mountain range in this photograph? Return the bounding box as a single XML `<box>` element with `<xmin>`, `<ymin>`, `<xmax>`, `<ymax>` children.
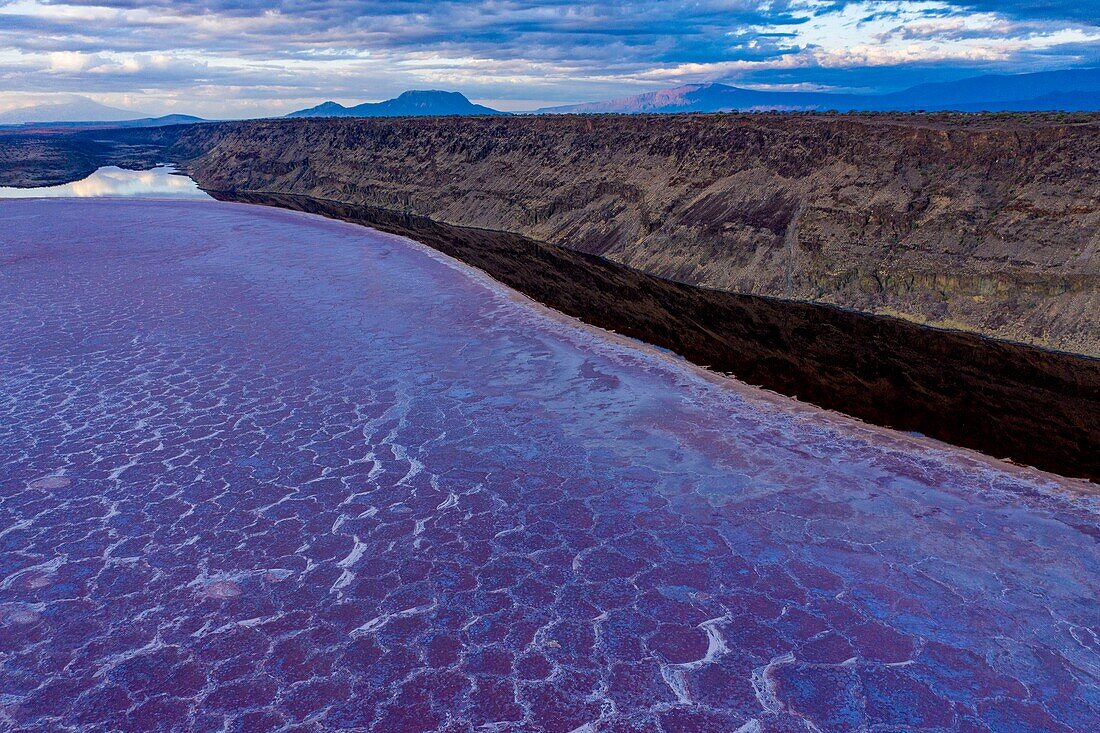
<box><xmin>1</xmin><ymin>114</ymin><xmax>206</xmax><ymax>131</ymax></box>
<box><xmin>5</xmin><ymin>67</ymin><xmax>1098</xmax><ymax>129</ymax></box>
<box><xmin>0</xmin><ymin>96</ymin><xmax>149</xmax><ymax>124</ymax></box>
<box><xmin>287</xmin><ymin>90</ymin><xmax>507</xmax><ymax>118</ymax></box>
<box><xmin>83</xmin><ymin>114</ymin><xmax>204</xmax><ymax>129</ymax></box>
<box><xmin>287</xmin><ymin>69</ymin><xmax>1099</xmax><ymax>121</ymax></box>
<box><xmin>535</xmin><ymin>68</ymin><xmax>1100</xmax><ymax>114</ymax></box>
<box><xmin>0</xmin><ymin>96</ymin><xmax>206</xmax><ymax>129</ymax></box>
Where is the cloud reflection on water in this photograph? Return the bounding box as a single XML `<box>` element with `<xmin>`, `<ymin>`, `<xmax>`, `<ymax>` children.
<box><xmin>0</xmin><ymin>165</ymin><xmax>209</xmax><ymax>199</ymax></box>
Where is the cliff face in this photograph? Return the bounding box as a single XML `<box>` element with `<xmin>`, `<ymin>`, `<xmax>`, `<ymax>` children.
<box><xmin>174</xmin><ymin>114</ymin><xmax>1099</xmax><ymax>355</ymax></box>
<box><xmin>3</xmin><ymin>115</ymin><xmax>1097</xmax><ymax>476</ymax></box>
<box><xmin>0</xmin><ymin>130</ymin><xmax>166</xmax><ymax>187</ymax></box>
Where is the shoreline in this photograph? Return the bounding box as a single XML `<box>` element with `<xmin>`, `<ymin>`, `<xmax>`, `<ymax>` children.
<box><xmin>203</xmin><ymin>189</ymin><xmax>1100</xmax><ymax>482</ymax></box>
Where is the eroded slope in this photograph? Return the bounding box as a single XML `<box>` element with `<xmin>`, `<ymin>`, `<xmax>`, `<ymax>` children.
<box><xmin>174</xmin><ymin>114</ymin><xmax>1100</xmax><ymax>354</ymax></box>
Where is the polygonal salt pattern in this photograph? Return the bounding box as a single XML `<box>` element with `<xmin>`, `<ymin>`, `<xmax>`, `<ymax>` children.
<box><xmin>0</xmin><ymin>199</ymin><xmax>1097</xmax><ymax>733</ymax></box>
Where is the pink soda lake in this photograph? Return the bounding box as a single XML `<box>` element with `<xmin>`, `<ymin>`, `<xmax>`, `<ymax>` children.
<box><xmin>0</xmin><ymin>194</ymin><xmax>1097</xmax><ymax>732</ymax></box>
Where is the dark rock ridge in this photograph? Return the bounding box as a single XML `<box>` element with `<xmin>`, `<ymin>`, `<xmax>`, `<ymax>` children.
<box><xmin>536</xmin><ymin>68</ymin><xmax>1100</xmax><ymax>114</ymax></box>
<box><xmin>159</xmin><ymin>113</ymin><xmax>1100</xmax><ymax>356</ymax></box>
<box><xmin>0</xmin><ymin>129</ymin><xmax>170</xmax><ymax>187</ymax></box>
<box><xmin>287</xmin><ymin>90</ymin><xmax>507</xmax><ymax>118</ymax></box>
<box><xmin>0</xmin><ymin>117</ymin><xmax>202</xmax><ymax>187</ymax></box>
<box><xmin>0</xmin><ymin>114</ymin><xmax>205</xmax><ymax>132</ymax></box>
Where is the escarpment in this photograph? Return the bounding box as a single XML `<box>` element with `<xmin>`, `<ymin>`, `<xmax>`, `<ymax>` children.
<box><xmin>3</xmin><ymin>113</ymin><xmax>1098</xmax><ymax>476</ymax></box>
<box><xmin>164</xmin><ymin>113</ymin><xmax>1100</xmax><ymax>356</ymax></box>
<box><xmin>2</xmin><ymin>114</ymin><xmax>1096</xmax><ymax>355</ymax></box>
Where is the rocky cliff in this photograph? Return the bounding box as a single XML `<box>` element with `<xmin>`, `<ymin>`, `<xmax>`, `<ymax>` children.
<box><xmin>3</xmin><ymin>114</ymin><xmax>1098</xmax><ymax>476</ymax></box>
<box><xmin>3</xmin><ymin>113</ymin><xmax>1097</xmax><ymax>355</ymax></box>
<box><xmin>169</xmin><ymin>113</ymin><xmax>1099</xmax><ymax>355</ymax></box>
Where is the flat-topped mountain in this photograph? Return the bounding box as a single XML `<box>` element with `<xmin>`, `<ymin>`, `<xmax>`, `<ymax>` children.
<box><xmin>287</xmin><ymin>90</ymin><xmax>507</xmax><ymax>118</ymax></box>
<box><xmin>537</xmin><ymin>68</ymin><xmax>1100</xmax><ymax>114</ymax></box>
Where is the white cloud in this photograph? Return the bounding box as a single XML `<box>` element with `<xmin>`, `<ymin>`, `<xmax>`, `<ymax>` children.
<box><xmin>47</xmin><ymin>50</ymin><xmax>97</xmax><ymax>72</ymax></box>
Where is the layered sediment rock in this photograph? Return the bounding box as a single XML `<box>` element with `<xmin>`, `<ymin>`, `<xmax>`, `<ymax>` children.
<box><xmin>166</xmin><ymin>113</ymin><xmax>1099</xmax><ymax>355</ymax></box>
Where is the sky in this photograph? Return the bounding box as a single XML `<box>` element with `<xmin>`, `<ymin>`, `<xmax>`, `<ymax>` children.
<box><xmin>0</xmin><ymin>0</ymin><xmax>1097</xmax><ymax>117</ymax></box>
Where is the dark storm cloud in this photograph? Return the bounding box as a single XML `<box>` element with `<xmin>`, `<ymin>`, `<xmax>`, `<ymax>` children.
<box><xmin>820</xmin><ymin>0</ymin><xmax>1098</xmax><ymax>24</ymax></box>
<box><xmin>4</xmin><ymin>1</ymin><xmax>1095</xmax><ymax>62</ymax></box>
<box><xmin>7</xmin><ymin>1</ymin><xmax>814</xmax><ymax>61</ymax></box>
<box><xmin>957</xmin><ymin>1</ymin><xmax>1098</xmax><ymax>25</ymax></box>
<box><xmin>9</xmin><ymin>0</ymin><xmax>1098</xmax><ymax>53</ymax></box>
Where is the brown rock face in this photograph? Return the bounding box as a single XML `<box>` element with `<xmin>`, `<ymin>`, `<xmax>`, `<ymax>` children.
<box><xmin>0</xmin><ymin>129</ymin><xmax>168</xmax><ymax>187</ymax></box>
<box><xmin>174</xmin><ymin>114</ymin><xmax>1100</xmax><ymax>356</ymax></box>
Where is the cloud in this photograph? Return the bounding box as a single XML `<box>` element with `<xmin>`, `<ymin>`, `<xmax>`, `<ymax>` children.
<box><xmin>821</xmin><ymin>0</ymin><xmax>1098</xmax><ymax>25</ymax></box>
<box><xmin>46</xmin><ymin>51</ymin><xmax>98</xmax><ymax>72</ymax></box>
<box><xmin>955</xmin><ymin>1</ymin><xmax>1098</xmax><ymax>25</ymax></box>
<box><xmin>0</xmin><ymin>0</ymin><xmax>1096</xmax><ymax>116</ymax></box>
